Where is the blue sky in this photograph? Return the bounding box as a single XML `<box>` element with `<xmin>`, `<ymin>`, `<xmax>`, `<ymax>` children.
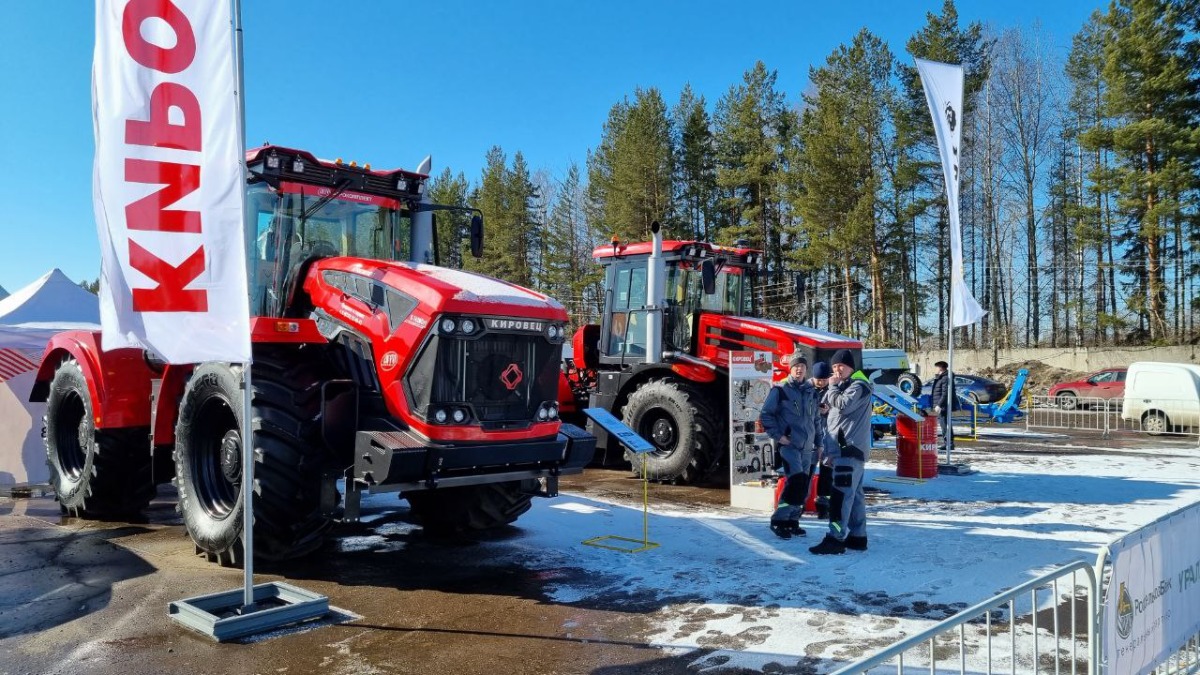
<box><xmin>0</xmin><ymin>1</ymin><xmax>1101</xmax><ymax>294</ymax></box>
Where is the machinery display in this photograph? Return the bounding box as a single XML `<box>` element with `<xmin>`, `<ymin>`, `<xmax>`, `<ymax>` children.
<box><xmin>32</xmin><ymin>145</ymin><xmax>594</xmax><ymax>564</ymax></box>
<box><xmin>560</xmin><ymin>222</ymin><xmax>861</xmax><ymax>484</ymax></box>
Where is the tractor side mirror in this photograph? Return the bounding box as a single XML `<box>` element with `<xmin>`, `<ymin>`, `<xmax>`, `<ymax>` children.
<box><xmin>701</xmin><ymin>259</ymin><xmax>717</xmax><ymax>295</ymax></box>
<box><xmin>469</xmin><ymin>214</ymin><xmax>484</xmax><ymax>258</ymax></box>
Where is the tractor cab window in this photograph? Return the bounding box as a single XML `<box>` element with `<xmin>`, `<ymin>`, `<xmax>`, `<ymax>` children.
<box><xmin>605</xmin><ymin>264</ymin><xmax>648</xmax><ymax>357</ymax></box>
<box><xmin>245</xmin><ymin>183</ymin><xmax>413</xmax><ymax>316</ymax></box>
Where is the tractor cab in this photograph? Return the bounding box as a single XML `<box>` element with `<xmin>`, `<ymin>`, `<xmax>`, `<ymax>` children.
<box><xmin>593</xmin><ymin>238</ymin><xmax>763</xmax><ymax>364</ymax></box>
<box><xmin>243</xmin><ymin>145</ymin><xmax>481</xmax><ymax>317</ymax></box>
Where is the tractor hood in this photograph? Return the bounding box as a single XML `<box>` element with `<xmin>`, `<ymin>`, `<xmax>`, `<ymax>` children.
<box><xmin>308</xmin><ymin>258</ymin><xmax>568</xmax><ymax>322</ymax></box>
<box><xmin>713</xmin><ymin>315</ymin><xmax>861</xmax><ymax>351</ymax></box>
<box><xmin>693</xmin><ymin>313</ymin><xmax>862</xmax><ymax>378</ymax></box>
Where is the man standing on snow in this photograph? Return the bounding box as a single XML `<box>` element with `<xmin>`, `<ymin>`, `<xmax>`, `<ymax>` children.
<box><xmin>760</xmin><ymin>352</ymin><xmax>815</xmax><ymax>539</ymax></box>
<box><xmin>929</xmin><ymin>360</ymin><xmax>957</xmax><ymax>455</ymax></box>
<box><xmin>810</xmin><ymin>349</ymin><xmax>873</xmax><ymax>555</ymax></box>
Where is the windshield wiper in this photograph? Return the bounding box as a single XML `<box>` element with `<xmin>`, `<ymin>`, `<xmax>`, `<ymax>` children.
<box><xmin>299</xmin><ymin>178</ymin><xmax>353</xmax><ymax>224</ymax></box>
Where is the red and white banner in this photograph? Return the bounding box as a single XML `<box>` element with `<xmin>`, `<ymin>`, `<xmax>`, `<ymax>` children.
<box><xmin>915</xmin><ymin>58</ymin><xmax>986</xmax><ymax>329</ymax></box>
<box><xmin>93</xmin><ymin>0</ymin><xmax>250</xmax><ymax>363</ymax></box>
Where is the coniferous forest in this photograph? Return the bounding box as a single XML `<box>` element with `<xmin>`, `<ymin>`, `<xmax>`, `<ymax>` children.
<box><xmin>428</xmin><ymin>0</ymin><xmax>1200</xmax><ymax>349</ymax></box>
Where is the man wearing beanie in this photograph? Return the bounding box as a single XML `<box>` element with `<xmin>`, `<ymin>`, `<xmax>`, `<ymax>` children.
<box><xmin>759</xmin><ymin>352</ymin><xmax>816</xmax><ymax>539</ymax></box>
<box><xmin>810</xmin><ymin>348</ymin><xmax>873</xmax><ymax>555</ymax></box>
<box><xmin>809</xmin><ymin>361</ymin><xmax>833</xmax><ymax>519</ymax></box>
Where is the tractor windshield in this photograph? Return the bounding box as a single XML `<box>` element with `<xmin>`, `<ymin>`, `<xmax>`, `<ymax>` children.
<box><xmin>245</xmin><ymin>183</ymin><xmax>413</xmax><ymax>316</ymax></box>
<box><xmin>662</xmin><ymin>263</ymin><xmax>757</xmax><ymax>351</ymax></box>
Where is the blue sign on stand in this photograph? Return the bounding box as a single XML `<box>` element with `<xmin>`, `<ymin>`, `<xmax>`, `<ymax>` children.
<box><xmin>584</xmin><ymin>408</ymin><xmax>655</xmax><ymax>454</ymax></box>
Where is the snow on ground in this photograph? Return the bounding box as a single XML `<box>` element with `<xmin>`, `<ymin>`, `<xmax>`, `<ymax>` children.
<box><xmin>354</xmin><ymin>439</ymin><xmax>1200</xmax><ymax>673</ymax></box>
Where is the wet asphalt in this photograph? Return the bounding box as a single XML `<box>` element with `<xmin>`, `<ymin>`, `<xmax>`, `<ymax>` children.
<box><xmin>2</xmin><ymin>427</ymin><xmax>1196</xmax><ymax>675</ymax></box>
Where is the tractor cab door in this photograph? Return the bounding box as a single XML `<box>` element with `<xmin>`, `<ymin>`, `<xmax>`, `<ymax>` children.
<box><xmin>600</xmin><ymin>262</ymin><xmax>649</xmax><ymax>363</ymax></box>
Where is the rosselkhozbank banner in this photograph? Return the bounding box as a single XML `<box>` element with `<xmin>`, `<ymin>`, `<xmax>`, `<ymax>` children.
<box><xmin>1103</xmin><ymin>504</ymin><xmax>1200</xmax><ymax>674</ymax></box>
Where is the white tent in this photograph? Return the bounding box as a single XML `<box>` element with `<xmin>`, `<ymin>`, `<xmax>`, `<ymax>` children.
<box><xmin>0</xmin><ymin>269</ymin><xmax>100</xmax><ymax>485</ymax></box>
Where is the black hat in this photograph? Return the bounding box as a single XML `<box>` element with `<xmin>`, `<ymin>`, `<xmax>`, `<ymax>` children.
<box><xmin>811</xmin><ymin>362</ymin><xmax>832</xmax><ymax>379</ymax></box>
<box><xmin>934</xmin><ymin>360</ymin><xmax>948</xmax><ymax>369</ymax></box>
<box><xmin>831</xmin><ymin>349</ymin><xmax>856</xmax><ymax>370</ymax></box>
<box><xmin>788</xmin><ymin>352</ymin><xmax>808</xmax><ymax>367</ymax></box>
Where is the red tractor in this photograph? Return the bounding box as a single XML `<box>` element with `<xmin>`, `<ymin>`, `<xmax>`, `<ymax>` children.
<box><xmin>561</xmin><ymin>222</ymin><xmax>860</xmax><ymax>484</ymax></box>
<box><xmin>31</xmin><ymin>145</ymin><xmax>594</xmax><ymax>564</ymax></box>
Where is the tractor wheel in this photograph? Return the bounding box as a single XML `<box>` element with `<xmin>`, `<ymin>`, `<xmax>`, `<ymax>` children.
<box><xmin>174</xmin><ymin>355</ymin><xmax>331</xmax><ymax>566</ymax></box>
<box><xmin>1141</xmin><ymin>411</ymin><xmax>1170</xmax><ymax>436</ymax></box>
<box><xmin>44</xmin><ymin>358</ymin><xmax>153</xmax><ymax>517</ymax></box>
<box><xmin>896</xmin><ymin>373</ymin><xmax>921</xmax><ymax>396</ymax></box>
<box><xmin>404</xmin><ymin>481</ymin><xmax>532</xmax><ymax>534</ymax></box>
<box><xmin>621</xmin><ymin>378</ymin><xmax>723</xmax><ymax>484</ymax></box>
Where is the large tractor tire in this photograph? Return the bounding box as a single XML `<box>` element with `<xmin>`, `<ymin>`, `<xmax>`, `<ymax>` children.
<box><xmin>174</xmin><ymin>355</ymin><xmax>331</xmax><ymax>566</ymax></box>
<box><xmin>404</xmin><ymin>481</ymin><xmax>533</xmax><ymax>534</ymax></box>
<box><xmin>621</xmin><ymin>378</ymin><xmax>723</xmax><ymax>484</ymax></box>
<box><xmin>44</xmin><ymin>358</ymin><xmax>153</xmax><ymax>517</ymax></box>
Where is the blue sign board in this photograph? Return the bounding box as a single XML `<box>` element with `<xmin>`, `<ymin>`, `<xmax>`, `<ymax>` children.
<box><xmin>584</xmin><ymin>408</ymin><xmax>655</xmax><ymax>454</ymax></box>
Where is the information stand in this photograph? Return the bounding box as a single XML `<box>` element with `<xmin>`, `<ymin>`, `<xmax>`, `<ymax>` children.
<box><xmin>581</xmin><ymin>408</ymin><xmax>660</xmax><ymax>553</ymax></box>
<box><xmin>728</xmin><ymin>351</ymin><xmax>778</xmax><ymax>512</ymax></box>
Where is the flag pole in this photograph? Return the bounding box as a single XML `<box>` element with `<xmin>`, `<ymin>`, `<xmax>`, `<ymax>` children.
<box><xmin>232</xmin><ymin>0</ymin><xmax>255</xmax><ymax>610</ymax></box>
<box><xmin>946</xmin><ymin>318</ymin><xmax>954</xmax><ymax>466</ymax></box>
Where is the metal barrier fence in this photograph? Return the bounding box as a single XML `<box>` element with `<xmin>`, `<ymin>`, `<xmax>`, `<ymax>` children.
<box><xmin>829</xmin><ymin>561</ymin><xmax>1098</xmax><ymax>675</ymax></box>
<box><xmin>1026</xmin><ymin>396</ymin><xmax>1200</xmax><ymax>444</ymax></box>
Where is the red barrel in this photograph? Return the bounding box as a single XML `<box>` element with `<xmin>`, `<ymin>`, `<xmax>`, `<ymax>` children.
<box><xmin>896</xmin><ymin>415</ymin><xmax>938</xmax><ymax>479</ymax></box>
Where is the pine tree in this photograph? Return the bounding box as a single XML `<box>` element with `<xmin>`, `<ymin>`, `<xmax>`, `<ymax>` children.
<box><xmin>587</xmin><ymin>88</ymin><xmax>674</xmax><ymax>244</ymax></box>
<box><xmin>672</xmin><ymin>85</ymin><xmax>717</xmax><ymax>241</ymax></box>
<box><xmin>1100</xmin><ymin>0</ymin><xmax>1199</xmax><ymax>342</ymax></box>
<box><xmin>712</xmin><ymin>61</ymin><xmax>793</xmax><ymax>271</ymax></box>
<box><xmin>427</xmin><ymin>168</ymin><xmax>470</xmax><ymax>269</ymax></box>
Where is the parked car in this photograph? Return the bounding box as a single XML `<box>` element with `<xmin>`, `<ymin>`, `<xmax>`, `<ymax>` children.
<box><xmin>920</xmin><ymin>373</ymin><xmax>1008</xmax><ymax>406</ymax></box>
<box><xmin>1049</xmin><ymin>368</ymin><xmax>1127</xmax><ymax>410</ymax></box>
<box><xmin>1120</xmin><ymin>362</ymin><xmax>1200</xmax><ymax>435</ymax></box>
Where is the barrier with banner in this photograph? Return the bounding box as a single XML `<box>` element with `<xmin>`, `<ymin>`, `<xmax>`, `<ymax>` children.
<box><xmin>1101</xmin><ymin>503</ymin><xmax>1200</xmax><ymax>674</ymax></box>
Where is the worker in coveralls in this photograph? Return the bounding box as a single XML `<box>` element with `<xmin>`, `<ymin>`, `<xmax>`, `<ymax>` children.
<box><xmin>759</xmin><ymin>352</ymin><xmax>815</xmax><ymax>539</ymax></box>
<box><xmin>810</xmin><ymin>349</ymin><xmax>873</xmax><ymax>555</ymax></box>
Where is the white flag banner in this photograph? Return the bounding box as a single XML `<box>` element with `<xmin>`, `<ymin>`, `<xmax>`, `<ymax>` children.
<box><xmin>915</xmin><ymin>58</ymin><xmax>986</xmax><ymax>328</ymax></box>
<box><xmin>93</xmin><ymin>0</ymin><xmax>250</xmax><ymax>363</ymax></box>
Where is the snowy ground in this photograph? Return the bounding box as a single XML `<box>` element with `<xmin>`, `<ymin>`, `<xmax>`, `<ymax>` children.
<box><xmin>344</xmin><ymin>435</ymin><xmax>1200</xmax><ymax>674</ymax></box>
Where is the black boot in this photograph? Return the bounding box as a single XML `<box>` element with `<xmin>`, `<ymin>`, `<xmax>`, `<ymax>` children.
<box><xmin>769</xmin><ymin>521</ymin><xmax>793</xmax><ymax>540</ymax></box>
<box><xmin>845</xmin><ymin>535</ymin><xmax>868</xmax><ymax>551</ymax></box>
<box><xmin>809</xmin><ymin>534</ymin><xmax>846</xmax><ymax>555</ymax></box>
<box><xmin>815</xmin><ymin>497</ymin><xmax>830</xmax><ymax>520</ymax></box>
<box><xmin>786</xmin><ymin>520</ymin><xmax>806</xmax><ymax>537</ymax></box>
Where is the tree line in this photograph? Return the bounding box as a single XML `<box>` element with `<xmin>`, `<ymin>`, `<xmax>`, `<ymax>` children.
<box><xmin>423</xmin><ymin>0</ymin><xmax>1200</xmax><ymax>349</ymax></box>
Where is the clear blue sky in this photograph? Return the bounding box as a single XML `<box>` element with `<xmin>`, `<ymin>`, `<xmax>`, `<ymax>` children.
<box><xmin>0</xmin><ymin>1</ymin><xmax>1101</xmax><ymax>293</ymax></box>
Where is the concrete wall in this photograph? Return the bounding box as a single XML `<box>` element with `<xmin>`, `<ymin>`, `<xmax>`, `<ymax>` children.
<box><xmin>909</xmin><ymin>345</ymin><xmax>1200</xmax><ymax>378</ymax></box>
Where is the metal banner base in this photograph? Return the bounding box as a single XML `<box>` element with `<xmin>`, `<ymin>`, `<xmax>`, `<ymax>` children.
<box><xmin>169</xmin><ymin>581</ymin><xmax>329</xmax><ymax>642</ymax></box>
<box><xmin>937</xmin><ymin>463</ymin><xmax>977</xmax><ymax>476</ymax></box>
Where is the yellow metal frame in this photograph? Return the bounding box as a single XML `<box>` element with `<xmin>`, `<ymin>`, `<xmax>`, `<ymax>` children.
<box><xmin>582</xmin><ymin>453</ymin><xmax>660</xmax><ymax>553</ymax></box>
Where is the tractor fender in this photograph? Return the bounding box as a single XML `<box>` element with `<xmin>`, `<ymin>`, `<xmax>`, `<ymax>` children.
<box><xmin>152</xmin><ymin>364</ymin><xmax>194</xmax><ymax>447</ymax></box>
<box><xmin>30</xmin><ymin>330</ymin><xmax>155</xmax><ymax>429</ymax></box>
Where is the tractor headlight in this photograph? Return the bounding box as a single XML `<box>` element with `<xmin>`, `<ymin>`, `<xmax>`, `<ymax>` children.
<box><xmin>440</xmin><ymin>318</ymin><xmax>456</xmax><ymax>334</ymax></box>
<box><xmin>537</xmin><ymin>407</ymin><xmax>549</xmax><ymax>421</ymax></box>
<box><xmin>452</xmin><ymin>409</ymin><xmax>466</xmax><ymax>423</ymax></box>
<box><xmin>434</xmin><ymin>409</ymin><xmax>448</xmax><ymax>424</ymax></box>
<box><xmin>460</xmin><ymin>319</ymin><xmax>476</xmax><ymax>335</ymax></box>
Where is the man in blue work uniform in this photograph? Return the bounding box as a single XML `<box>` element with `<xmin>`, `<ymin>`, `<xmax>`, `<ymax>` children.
<box><xmin>810</xmin><ymin>349</ymin><xmax>874</xmax><ymax>555</ymax></box>
<box><xmin>760</xmin><ymin>352</ymin><xmax>815</xmax><ymax>539</ymax></box>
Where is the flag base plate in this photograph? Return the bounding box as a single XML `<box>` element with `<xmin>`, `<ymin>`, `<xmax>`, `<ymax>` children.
<box><xmin>169</xmin><ymin>581</ymin><xmax>328</xmax><ymax>642</ymax></box>
<box><xmin>937</xmin><ymin>463</ymin><xmax>976</xmax><ymax>476</ymax></box>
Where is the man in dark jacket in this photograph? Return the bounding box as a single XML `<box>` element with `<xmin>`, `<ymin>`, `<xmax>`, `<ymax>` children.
<box><xmin>810</xmin><ymin>361</ymin><xmax>833</xmax><ymax>519</ymax></box>
<box><xmin>759</xmin><ymin>352</ymin><xmax>815</xmax><ymax>539</ymax></box>
<box><xmin>929</xmin><ymin>360</ymin><xmax>956</xmax><ymax>453</ymax></box>
<box><xmin>809</xmin><ymin>349</ymin><xmax>873</xmax><ymax>555</ymax></box>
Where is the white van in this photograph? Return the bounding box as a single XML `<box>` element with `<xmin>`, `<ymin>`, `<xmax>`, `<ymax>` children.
<box><xmin>862</xmin><ymin>348</ymin><xmax>921</xmax><ymax>395</ymax></box>
<box><xmin>1120</xmin><ymin>362</ymin><xmax>1200</xmax><ymax>435</ymax></box>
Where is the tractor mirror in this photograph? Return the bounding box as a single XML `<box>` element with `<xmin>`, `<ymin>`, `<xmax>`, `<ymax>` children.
<box><xmin>701</xmin><ymin>259</ymin><xmax>717</xmax><ymax>295</ymax></box>
<box><xmin>469</xmin><ymin>214</ymin><xmax>484</xmax><ymax>258</ymax></box>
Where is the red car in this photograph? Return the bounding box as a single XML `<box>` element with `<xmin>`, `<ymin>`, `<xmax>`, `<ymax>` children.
<box><xmin>1049</xmin><ymin>368</ymin><xmax>1127</xmax><ymax>409</ymax></box>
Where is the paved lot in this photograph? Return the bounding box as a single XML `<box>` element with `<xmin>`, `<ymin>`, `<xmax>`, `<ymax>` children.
<box><xmin>2</xmin><ymin>429</ymin><xmax>1197</xmax><ymax>675</ymax></box>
